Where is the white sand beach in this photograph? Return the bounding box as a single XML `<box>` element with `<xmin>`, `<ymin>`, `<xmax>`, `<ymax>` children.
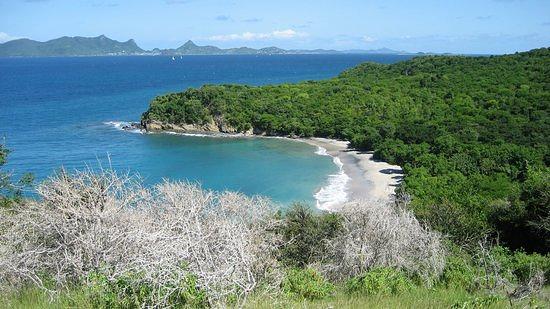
<box><xmin>299</xmin><ymin>137</ymin><xmax>404</xmax><ymax>211</ymax></box>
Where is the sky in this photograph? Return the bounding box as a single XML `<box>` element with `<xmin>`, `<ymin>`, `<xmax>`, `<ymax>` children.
<box><xmin>0</xmin><ymin>0</ymin><xmax>549</xmax><ymax>54</ymax></box>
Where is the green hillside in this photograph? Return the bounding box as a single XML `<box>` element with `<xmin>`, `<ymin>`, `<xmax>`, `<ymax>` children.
<box><xmin>0</xmin><ymin>35</ymin><xmax>144</xmax><ymax>56</ymax></box>
<box><xmin>143</xmin><ymin>48</ymin><xmax>550</xmax><ymax>253</ymax></box>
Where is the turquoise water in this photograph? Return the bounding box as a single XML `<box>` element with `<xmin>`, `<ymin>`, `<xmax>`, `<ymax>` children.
<box><xmin>0</xmin><ymin>54</ymin><xmax>412</xmax><ymax>206</ymax></box>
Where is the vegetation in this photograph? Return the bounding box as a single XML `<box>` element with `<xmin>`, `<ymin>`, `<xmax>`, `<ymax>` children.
<box><xmin>277</xmin><ymin>203</ymin><xmax>342</xmax><ymax>268</ymax></box>
<box><xmin>0</xmin><ymin>35</ymin><xmax>144</xmax><ymax>57</ymax></box>
<box><xmin>1</xmin><ymin>170</ymin><xmax>548</xmax><ymax>308</ymax></box>
<box><xmin>143</xmin><ymin>48</ymin><xmax>550</xmax><ymax>253</ymax></box>
<box><xmin>281</xmin><ymin>268</ymin><xmax>335</xmax><ymax>300</ymax></box>
<box><xmin>0</xmin><ymin>144</ymin><xmax>32</xmax><ymax>207</ymax></box>
<box><xmin>345</xmin><ymin>267</ymin><xmax>414</xmax><ymax>296</ymax></box>
<box><xmin>1</xmin><ymin>49</ymin><xmax>549</xmax><ymax>307</ymax></box>
<box><xmin>7</xmin><ymin>286</ymin><xmax>549</xmax><ymax>309</ymax></box>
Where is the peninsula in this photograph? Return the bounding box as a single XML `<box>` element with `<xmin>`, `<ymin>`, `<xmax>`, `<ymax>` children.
<box><xmin>140</xmin><ymin>48</ymin><xmax>550</xmax><ymax>253</ymax></box>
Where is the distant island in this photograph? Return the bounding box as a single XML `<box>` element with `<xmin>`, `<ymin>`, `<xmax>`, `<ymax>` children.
<box><xmin>0</xmin><ymin>35</ymin><xmax>416</xmax><ymax>57</ymax></box>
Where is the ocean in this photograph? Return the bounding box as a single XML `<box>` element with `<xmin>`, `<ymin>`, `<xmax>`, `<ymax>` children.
<box><xmin>0</xmin><ymin>54</ymin><xmax>412</xmax><ymax>207</ymax></box>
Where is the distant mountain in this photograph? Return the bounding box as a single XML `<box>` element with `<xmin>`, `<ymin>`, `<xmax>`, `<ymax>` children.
<box><xmin>166</xmin><ymin>40</ymin><xmax>289</xmax><ymax>55</ymax></box>
<box><xmin>0</xmin><ymin>35</ymin><xmax>415</xmax><ymax>57</ymax></box>
<box><xmin>0</xmin><ymin>35</ymin><xmax>144</xmax><ymax>57</ymax></box>
<box><xmin>158</xmin><ymin>41</ymin><xmax>413</xmax><ymax>56</ymax></box>
<box><xmin>343</xmin><ymin>47</ymin><xmax>409</xmax><ymax>54</ymax></box>
<box><xmin>175</xmin><ymin>40</ymin><xmax>223</xmax><ymax>55</ymax></box>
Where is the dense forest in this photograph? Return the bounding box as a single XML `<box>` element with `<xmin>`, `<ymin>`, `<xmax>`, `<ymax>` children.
<box><xmin>143</xmin><ymin>48</ymin><xmax>550</xmax><ymax>254</ymax></box>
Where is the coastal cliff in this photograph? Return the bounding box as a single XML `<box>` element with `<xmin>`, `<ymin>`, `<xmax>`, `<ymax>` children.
<box><xmin>141</xmin><ymin>117</ymin><xmax>254</xmax><ymax>135</ymax></box>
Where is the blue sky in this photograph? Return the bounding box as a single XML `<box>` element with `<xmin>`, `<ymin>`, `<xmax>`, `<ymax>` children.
<box><xmin>0</xmin><ymin>0</ymin><xmax>549</xmax><ymax>54</ymax></box>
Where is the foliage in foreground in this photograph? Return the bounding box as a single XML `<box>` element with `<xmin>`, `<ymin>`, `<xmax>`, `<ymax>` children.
<box><xmin>0</xmin><ymin>144</ymin><xmax>33</xmax><ymax>207</ymax></box>
<box><xmin>1</xmin><ymin>170</ymin><xmax>548</xmax><ymax>307</ymax></box>
<box><xmin>0</xmin><ymin>170</ymin><xmax>281</xmax><ymax>307</ymax></box>
<box><xmin>142</xmin><ymin>48</ymin><xmax>550</xmax><ymax>252</ymax></box>
<box><xmin>346</xmin><ymin>267</ymin><xmax>413</xmax><ymax>296</ymax></box>
<box><xmin>281</xmin><ymin>268</ymin><xmax>334</xmax><ymax>300</ymax></box>
<box><xmin>0</xmin><ymin>170</ymin><xmax>446</xmax><ymax>307</ymax></box>
<box><xmin>2</xmin><ymin>284</ymin><xmax>549</xmax><ymax>309</ymax></box>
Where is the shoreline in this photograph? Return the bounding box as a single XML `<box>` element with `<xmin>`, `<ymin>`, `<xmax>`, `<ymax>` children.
<box><xmin>298</xmin><ymin>137</ymin><xmax>403</xmax><ymax>211</ymax></box>
<box><xmin>108</xmin><ymin>121</ymin><xmax>404</xmax><ymax>211</ymax></box>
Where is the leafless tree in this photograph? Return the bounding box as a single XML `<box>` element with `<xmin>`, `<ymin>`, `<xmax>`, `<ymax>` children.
<box><xmin>0</xmin><ymin>169</ymin><xmax>449</xmax><ymax>307</ymax></box>
<box><xmin>0</xmin><ymin>169</ymin><xmax>281</xmax><ymax>307</ymax></box>
<box><xmin>322</xmin><ymin>198</ymin><xmax>446</xmax><ymax>284</ymax></box>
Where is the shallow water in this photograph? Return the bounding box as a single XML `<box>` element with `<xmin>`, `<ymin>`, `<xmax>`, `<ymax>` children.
<box><xmin>0</xmin><ymin>54</ymin><xmax>413</xmax><ymax>206</ymax></box>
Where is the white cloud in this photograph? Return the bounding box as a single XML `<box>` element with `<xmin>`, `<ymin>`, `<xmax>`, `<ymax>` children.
<box><xmin>207</xmin><ymin>29</ymin><xmax>307</xmax><ymax>41</ymax></box>
<box><xmin>363</xmin><ymin>36</ymin><xmax>376</xmax><ymax>42</ymax></box>
<box><xmin>0</xmin><ymin>32</ymin><xmax>19</xmax><ymax>43</ymax></box>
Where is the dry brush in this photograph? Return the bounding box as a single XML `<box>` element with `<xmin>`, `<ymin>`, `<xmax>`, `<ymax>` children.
<box><xmin>323</xmin><ymin>197</ymin><xmax>446</xmax><ymax>284</ymax></box>
<box><xmin>0</xmin><ymin>170</ymin><xmax>446</xmax><ymax>307</ymax></box>
<box><xmin>0</xmin><ymin>170</ymin><xmax>281</xmax><ymax>306</ymax></box>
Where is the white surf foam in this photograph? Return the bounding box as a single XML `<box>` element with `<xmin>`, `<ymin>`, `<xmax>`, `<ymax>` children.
<box><xmin>314</xmin><ymin>146</ymin><xmax>329</xmax><ymax>156</ymax></box>
<box><xmin>163</xmin><ymin>131</ymin><xmax>248</xmax><ymax>138</ymax></box>
<box><xmin>104</xmin><ymin>121</ymin><xmax>144</xmax><ymax>134</ymax></box>
<box><xmin>164</xmin><ymin>131</ymin><xmax>211</xmax><ymax>137</ymax></box>
<box><xmin>313</xmin><ymin>147</ymin><xmax>350</xmax><ymax>210</ymax></box>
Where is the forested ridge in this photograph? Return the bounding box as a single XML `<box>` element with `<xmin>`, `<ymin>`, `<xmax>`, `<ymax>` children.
<box><xmin>143</xmin><ymin>48</ymin><xmax>550</xmax><ymax>253</ymax></box>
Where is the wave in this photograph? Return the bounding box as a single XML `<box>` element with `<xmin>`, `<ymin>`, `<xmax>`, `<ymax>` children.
<box><xmin>314</xmin><ymin>145</ymin><xmax>329</xmax><ymax>156</ymax></box>
<box><xmin>313</xmin><ymin>146</ymin><xmax>350</xmax><ymax>210</ymax></box>
<box><xmin>163</xmin><ymin>131</ymin><xmax>248</xmax><ymax>138</ymax></box>
<box><xmin>164</xmin><ymin>131</ymin><xmax>211</xmax><ymax>137</ymax></box>
<box><xmin>104</xmin><ymin>121</ymin><xmax>144</xmax><ymax>134</ymax></box>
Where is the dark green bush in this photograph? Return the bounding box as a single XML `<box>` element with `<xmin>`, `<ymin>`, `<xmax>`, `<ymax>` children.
<box><xmin>451</xmin><ymin>295</ymin><xmax>502</xmax><ymax>309</ymax></box>
<box><xmin>491</xmin><ymin>246</ymin><xmax>550</xmax><ymax>283</ymax></box>
<box><xmin>281</xmin><ymin>268</ymin><xmax>335</xmax><ymax>300</ymax></box>
<box><xmin>278</xmin><ymin>204</ymin><xmax>342</xmax><ymax>267</ymax></box>
<box><xmin>0</xmin><ymin>144</ymin><xmax>33</xmax><ymax>208</ymax></box>
<box><xmin>346</xmin><ymin>267</ymin><xmax>414</xmax><ymax>295</ymax></box>
<box><xmin>441</xmin><ymin>255</ymin><xmax>479</xmax><ymax>291</ymax></box>
<box><xmin>86</xmin><ymin>272</ymin><xmax>208</xmax><ymax>308</ymax></box>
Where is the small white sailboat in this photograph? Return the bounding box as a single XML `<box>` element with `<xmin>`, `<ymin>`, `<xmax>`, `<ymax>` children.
<box><xmin>172</xmin><ymin>56</ymin><xmax>176</xmax><ymax>61</ymax></box>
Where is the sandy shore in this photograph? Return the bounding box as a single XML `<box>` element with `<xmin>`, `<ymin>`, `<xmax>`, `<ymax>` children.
<box><xmin>299</xmin><ymin>137</ymin><xmax>403</xmax><ymax>211</ymax></box>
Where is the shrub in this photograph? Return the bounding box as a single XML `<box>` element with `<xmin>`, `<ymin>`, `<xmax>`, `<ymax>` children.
<box><xmin>441</xmin><ymin>255</ymin><xmax>479</xmax><ymax>291</ymax></box>
<box><xmin>346</xmin><ymin>267</ymin><xmax>414</xmax><ymax>295</ymax></box>
<box><xmin>323</xmin><ymin>198</ymin><xmax>445</xmax><ymax>284</ymax></box>
<box><xmin>86</xmin><ymin>271</ymin><xmax>208</xmax><ymax>308</ymax></box>
<box><xmin>281</xmin><ymin>268</ymin><xmax>334</xmax><ymax>300</ymax></box>
<box><xmin>278</xmin><ymin>204</ymin><xmax>342</xmax><ymax>267</ymax></box>
<box><xmin>0</xmin><ymin>170</ymin><xmax>281</xmax><ymax>307</ymax></box>
<box><xmin>451</xmin><ymin>295</ymin><xmax>502</xmax><ymax>309</ymax></box>
<box><xmin>0</xmin><ymin>144</ymin><xmax>33</xmax><ymax>208</ymax></box>
<box><xmin>442</xmin><ymin>243</ymin><xmax>550</xmax><ymax>295</ymax></box>
<box><xmin>491</xmin><ymin>246</ymin><xmax>550</xmax><ymax>283</ymax></box>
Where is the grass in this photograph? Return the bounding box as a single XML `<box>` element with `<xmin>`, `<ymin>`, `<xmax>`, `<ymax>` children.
<box><xmin>0</xmin><ymin>287</ymin><xmax>93</xmax><ymax>309</ymax></box>
<box><xmin>2</xmin><ymin>286</ymin><xmax>549</xmax><ymax>308</ymax></box>
<box><xmin>245</xmin><ymin>287</ymin><xmax>550</xmax><ymax>309</ymax></box>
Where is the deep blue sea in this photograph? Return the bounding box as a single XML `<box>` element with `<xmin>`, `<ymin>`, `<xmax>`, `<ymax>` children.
<box><xmin>0</xmin><ymin>54</ymin><xmax>412</xmax><ymax>206</ymax></box>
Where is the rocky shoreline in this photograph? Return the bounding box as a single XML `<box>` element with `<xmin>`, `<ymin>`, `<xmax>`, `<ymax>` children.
<box><xmin>137</xmin><ymin>119</ymin><xmax>254</xmax><ymax>135</ymax></box>
<box><xmin>129</xmin><ymin>119</ymin><xmax>306</xmax><ymax>138</ymax></box>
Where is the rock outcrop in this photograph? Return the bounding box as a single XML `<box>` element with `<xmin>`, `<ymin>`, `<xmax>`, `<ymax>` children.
<box><xmin>141</xmin><ymin>117</ymin><xmax>254</xmax><ymax>136</ymax></box>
